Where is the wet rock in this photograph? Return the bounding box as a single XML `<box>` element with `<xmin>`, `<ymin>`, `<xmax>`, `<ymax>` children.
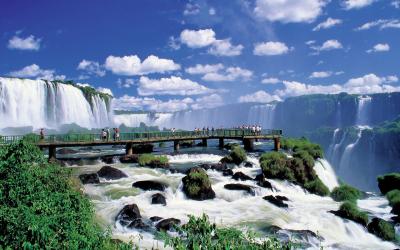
<box><xmin>263</xmin><ymin>195</ymin><xmax>288</xmax><ymax>208</ymax></box>
<box><xmin>151</xmin><ymin>193</ymin><xmax>167</xmax><ymax>206</ymax></box>
<box><xmin>254</xmin><ymin>173</ymin><xmax>273</xmax><ymax>190</ymax></box>
<box><xmin>115</xmin><ymin>204</ymin><xmax>141</xmax><ymax>226</ymax></box>
<box><xmin>276</xmin><ymin>195</ymin><xmax>289</xmax><ymax>201</ymax></box>
<box><xmin>97</xmin><ymin>166</ymin><xmax>127</xmax><ymax>180</ymax></box>
<box><xmin>101</xmin><ymin>155</ymin><xmax>116</xmax><ymax>164</ymax></box>
<box><xmin>132</xmin><ymin>180</ymin><xmax>167</xmax><ymax>191</ymax></box>
<box><xmin>244</xmin><ymin>161</ymin><xmax>253</xmax><ymax>168</ymax></box>
<box><xmin>79</xmin><ymin>173</ymin><xmax>99</xmax><ymax>184</ymax></box>
<box><xmin>150</xmin><ymin>216</ymin><xmax>163</xmax><ymax>222</ymax></box>
<box><xmin>182</xmin><ymin>167</ymin><xmax>215</xmax><ymax>200</ymax></box>
<box><xmin>367</xmin><ymin>217</ymin><xmax>395</xmax><ymax>241</ymax></box>
<box><xmin>57</xmin><ymin>148</ymin><xmax>78</xmax><ymax>154</ymax></box>
<box><xmin>222</xmin><ymin>169</ymin><xmax>234</xmax><ymax>176</ymax></box>
<box><xmin>119</xmin><ymin>154</ymin><xmax>139</xmax><ymax>163</ymax></box>
<box><xmin>156</xmin><ymin>218</ymin><xmax>181</xmax><ymax>231</ymax></box>
<box><xmin>232</xmin><ymin>172</ymin><xmax>253</xmax><ymax>181</ymax></box>
<box><xmin>197</xmin><ymin>163</ymin><xmax>227</xmax><ymax>172</ymax></box>
<box><xmin>145</xmin><ymin>159</ymin><xmax>169</xmax><ymax>169</ymax></box>
<box><xmin>127</xmin><ymin>219</ymin><xmax>150</xmax><ymax>230</ymax></box>
<box><xmin>224</xmin><ymin>183</ymin><xmax>255</xmax><ymax>195</ymax></box>
<box><xmin>377</xmin><ymin>173</ymin><xmax>400</xmax><ymax>195</ymax></box>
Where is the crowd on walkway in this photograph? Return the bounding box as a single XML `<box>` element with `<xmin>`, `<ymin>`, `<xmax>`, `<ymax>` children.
<box><xmin>101</xmin><ymin>128</ymin><xmax>120</xmax><ymax>141</ymax></box>
<box><xmin>191</xmin><ymin>125</ymin><xmax>263</xmax><ymax>136</ymax></box>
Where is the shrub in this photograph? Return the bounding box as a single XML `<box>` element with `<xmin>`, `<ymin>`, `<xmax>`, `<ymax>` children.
<box><xmin>159</xmin><ymin>213</ymin><xmax>294</xmax><ymax>249</ymax></box>
<box><xmin>367</xmin><ymin>218</ymin><xmax>395</xmax><ymax>241</ymax></box>
<box><xmin>260</xmin><ymin>152</ymin><xmax>295</xmax><ymax>182</ymax></box>
<box><xmin>333</xmin><ymin>201</ymin><xmax>368</xmax><ymax>226</ymax></box>
<box><xmin>182</xmin><ymin>168</ymin><xmax>215</xmax><ymax>200</ymax></box>
<box><xmin>230</xmin><ymin>146</ymin><xmax>247</xmax><ymax>165</ymax></box>
<box><xmin>331</xmin><ymin>184</ymin><xmax>362</xmax><ymax>202</ymax></box>
<box><xmin>386</xmin><ymin>189</ymin><xmax>400</xmax><ymax>215</ymax></box>
<box><xmin>0</xmin><ymin>139</ymin><xmax>131</xmax><ymax>249</ymax></box>
<box><xmin>281</xmin><ymin>138</ymin><xmax>323</xmax><ymax>159</ymax></box>
<box><xmin>138</xmin><ymin>154</ymin><xmax>168</xmax><ymax>166</ymax></box>
<box><xmin>377</xmin><ymin>173</ymin><xmax>400</xmax><ymax>195</ymax></box>
<box><xmin>304</xmin><ymin>178</ymin><xmax>330</xmax><ymax>196</ymax></box>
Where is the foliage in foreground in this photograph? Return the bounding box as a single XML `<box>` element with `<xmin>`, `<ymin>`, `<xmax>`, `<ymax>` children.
<box><xmin>159</xmin><ymin>214</ymin><xmax>294</xmax><ymax>250</ymax></box>
<box><xmin>0</xmin><ymin>140</ymin><xmax>131</xmax><ymax>249</ymax></box>
<box><xmin>330</xmin><ymin>184</ymin><xmax>362</xmax><ymax>202</ymax></box>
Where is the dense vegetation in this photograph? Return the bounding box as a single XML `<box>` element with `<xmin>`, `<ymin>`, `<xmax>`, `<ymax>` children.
<box><xmin>138</xmin><ymin>154</ymin><xmax>168</xmax><ymax>167</ymax></box>
<box><xmin>0</xmin><ymin>140</ymin><xmax>130</xmax><ymax>249</ymax></box>
<box><xmin>221</xmin><ymin>146</ymin><xmax>247</xmax><ymax>165</ymax></box>
<box><xmin>260</xmin><ymin>138</ymin><xmax>329</xmax><ymax>196</ymax></box>
<box><xmin>159</xmin><ymin>213</ymin><xmax>295</xmax><ymax>250</ymax></box>
<box><xmin>330</xmin><ymin>184</ymin><xmax>362</xmax><ymax>202</ymax></box>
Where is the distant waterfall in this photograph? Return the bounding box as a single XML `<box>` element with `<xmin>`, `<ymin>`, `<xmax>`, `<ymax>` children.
<box><xmin>338</xmin><ymin>128</ymin><xmax>363</xmax><ymax>172</ymax></box>
<box><xmin>0</xmin><ymin>77</ymin><xmax>112</xmax><ymax>129</ymax></box>
<box><xmin>248</xmin><ymin>104</ymin><xmax>276</xmax><ymax>128</ymax></box>
<box><xmin>356</xmin><ymin>96</ymin><xmax>372</xmax><ymax>126</ymax></box>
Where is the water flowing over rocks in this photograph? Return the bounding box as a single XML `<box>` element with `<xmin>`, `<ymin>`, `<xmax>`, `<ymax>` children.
<box><xmin>119</xmin><ymin>155</ymin><xmax>139</xmax><ymax>163</ymax></box>
<box><xmin>101</xmin><ymin>155</ymin><xmax>116</xmax><ymax>164</ymax></box>
<box><xmin>97</xmin><ymin>166</ymin><xmax>127</xmax><ymax>180</ymax></box>
<box><xmin>263</xmin><ymin>195</ymin><xmax>289</xmax><ymax>208</ymax></box>
<box><xmin>132</xmin><ymin>180</ymin><xmax>167</xmax><ymax>191</ymax></box>
<box><xmin>79</xmin><ymin>173</ymin><xmax>100</xmax><ymax>184</ymax></box>
<box><xmin>224</xmin><ymin>183</ymin><xmax>255</xmax><ymax>195</ymax></box>
<box><xmin>155</xmin><ymin>218</ymin><xmax>181</xmax><ymax>231</ymax></box>
<box><xmin>254</xmin><ymin>173</ymin><xmax>274</xmax><ymax>190</ymax></box>
<box><xmin>151</xmin><ymin>193</ymin><xmax>167</xmax><ymax>206</ymax></box>
<box><xmin>232</xmin><ymin>171</ymin><xmax>253</xmax><ymax>181</ymax></box>
<box><xmin>115</xmin><ymin>204</ymin><xmax>141</xmax><ymax>226</ymax></box>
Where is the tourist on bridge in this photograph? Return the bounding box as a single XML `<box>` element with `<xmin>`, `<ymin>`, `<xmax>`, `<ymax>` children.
<box><xmin>39</xmin><ymin>128</ymin><xmax>45</xmax><ymax>140</ymax></box>
<box><xmin>101</xmin><ymin>129</ymin><xmax>107</xmax><ymax>141</ymax></box>
<box><xmin>115</xmin><ymin>128</ymin><xmax>120</xmax><ymax>141</ymax></box>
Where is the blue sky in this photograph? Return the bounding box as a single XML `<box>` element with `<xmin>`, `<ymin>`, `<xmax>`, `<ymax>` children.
<box><xmin>1</xmin><ymin>0</ymin><xmax>400</xmax><ymax>111</ymax></box>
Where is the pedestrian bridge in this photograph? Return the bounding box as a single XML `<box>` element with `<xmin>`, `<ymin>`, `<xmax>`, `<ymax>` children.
<box><xmin>1</xmin><ymin>129</ymin><xmax>282</xmax><ymax>161</ymax></box>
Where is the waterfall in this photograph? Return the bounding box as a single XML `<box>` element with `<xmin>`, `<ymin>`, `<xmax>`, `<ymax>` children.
<box><xmin>327</xmin><ymin>128</ymin><xmax>340</xmax><ymax>158</ymax></box>
<box><xmin>247</xmin><ymin>104</ymin><xmax>276</xmax><ymax>128</ymax></box>
<box><xmin>338</xmin><ymin>127</ymin><xmax>365</xmax><ymax>176</ymax></box>
<box><xmin>314</xmin><ymin>159</ymin><xmax>339</xmax><ymax>191</ymax></box>
<box><xmin>356</xmin><ymin>96</ymin><xmax>372</xmax><ymax>126</ymax></box>
<box><xmin>0</xmin><ymin>77</ymin><xmax>112</xmax><ymax>130</ymax></box>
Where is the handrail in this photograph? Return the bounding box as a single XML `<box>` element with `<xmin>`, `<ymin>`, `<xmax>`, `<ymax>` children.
<box><xmin>0</xmin><ymin>129</ymin><xmax>282</xmax><ymax>145</ymax></box>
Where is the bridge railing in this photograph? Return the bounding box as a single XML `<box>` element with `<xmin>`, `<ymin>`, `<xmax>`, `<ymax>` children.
<box><xmin>0</xmin><ymin>129</ymin><xmax>282</xmax><ymax>145</ymax></box>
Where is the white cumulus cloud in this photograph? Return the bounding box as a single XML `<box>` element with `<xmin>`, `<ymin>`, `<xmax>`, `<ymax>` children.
<box><xmin>9</xmin><ymin>64</ymin><xmax>65</xmax><ymax>80</ymax></box>
<box><xmin>313</xmin><ymin>18</ymin><xmax>342</xmax><ymax>31</ymax></box>
<box><xmin>8</xmin><ymin>35</ymin><xmax>41</xmax><ymax>51</ymax></box>
<box><xmin>254</xmin><ymin>0</ymin><xmax>328</xmax><ymax>23</ymax></box>
<box><xmin>309</xmin><ymin>71</ymin><xmax>333</xmax><ymax>78</ymax></box>
<box><xmin>137</xmin><ymin>76</ymin><xmax>214</xmax><ymax>96</ymax></box>
<box><xmin>262</xmin><ymin>77</ymin><xmax>281</xmax><ymax>84</ymax></box>
<box><xmin>180</xmin><ymin>29</ymin><xmax>216</xmax><ymax>48</ymax></box>
<box><xmin>104</xmin><ymin>54</ymin><xmax>180</xmax><ymax>76</ymax></box>
<box><xmin>342</xmin><ymin>0</ymin><xmax>376</xmax><ymax>10</ymax></box>
<box><xmin>77</xmin><ymin>60</ymin><xmax>105</xmax><ymax>77</ymax></box>
<box><xmin>238</xmin><ymin>90</ymin><xmax>281</xmax><ymax>103</ymax></box>
<box><xmin>208</xmin><ymin>39</ymin><xmax>244</xmax><ymax>56</ymax></box>
<box><xmin>202</xmin><ymin>67</ymin><xmax>253</xmax><ymax>82</ymax></box>
<box><xmin>253</xmin><ymin>41</ymin><xmax>291</xmax><ymax>56</ymax></box>
<box><xmin>310</xmin><ymin>39</ymin><xmax>343</xmax><ymax>53</ymax></box>
<box><xmin>185</xmin><ymin>64</ymin><xmax>224</xmax><ymax>74</ymax></box>
<box><xmin>366</xmin><ymin>43</ymin><xmax>390</xmax><ymax>53</ymax></box>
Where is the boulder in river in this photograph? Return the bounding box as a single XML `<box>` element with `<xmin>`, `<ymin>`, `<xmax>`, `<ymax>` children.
<box><xmin>101</xmin><ymin>155</ymin><xmax>116</xmax><ymax>164</ymax></box>
<box><xmin>151</xmin><ymin>193</ymin><xmax>167</xmax><ymax>206</ymax></box>
<box><xmin>150</xmin><ymin>216</ymin><xmax>163</xmax><ymax>222</ymax></box>
<box><xmin>224</xmin><ymin>183</ymin><xmax>255</xmax><ymax>195</ymax></box>
<box><xmin>254</xmin><ymin>173</ymin><xmax>273</xmax><ymax>190</ymax></box>
<box><xmin>156</xmin><ymin>218</ymin><xmax>181</xmax><ymax>231</ymax></box>
<box><xmin>377</xmin><ymin>173</ymin><xmax>400</xmax><ymax>195</ymax></box>
<box><xmin>127</xmin><ymin>219</ymin><xmax>150</xmax><ymax>230</ymax></box>
<box><xmin>97</xmin><ymin>166</ymin><xmax>127</xmax><ymax>180</ymax></box>
<box><xmin>222</xmin><ymin>169</ymin><xmax>234</xmax><ymax>176</ymax></box>
<box><xmin>79</xmin><ymin>173</ymin><xmax>100</xmax><ymax>184</ymax></box>
<box><xmin>115</xmin><ymin>204</ymin><xmax>141</xmax><ymax>226</ymax></box>
<box><xmin>244</xmin><ymin>161</ymin><xmax>253</xmax><ymax>168</ymax></box>
<box><xmin>263</xmin><ymin>195</ymin><xmax>289</xmax><ymax>208</ymax></box>
<box><xmin>197</xmin><ymin>163</ymin><xmax>227</xmax><ymax>172</ymax></box>
<box><xmin>232</xmin><ymin>171</ymin><xmax>253</xmax><ymax>181</ymax></box>
<box><xmin>182</xmin><ymin>167</ymin><xmax>215</xmax><ymax>200</ymax></box>
<box><xmin>132</xmin><ymin>180</ymin><xmax>167</xmax><ymax>191</ymax></box>
<box><xmin>119</xmin><ymin>154</ymin><xmax>139</xmax><ymax>163</ymax></box>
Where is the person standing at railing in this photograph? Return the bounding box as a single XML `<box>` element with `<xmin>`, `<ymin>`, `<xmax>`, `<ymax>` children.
<box><xmin>39</xmin><ymin>128</ymin><xmax>45</xmax><ymax>141</ymax></box>
<box><xmin>115</xmin><ymin>127</ymin><xmax>120</xmax><ymax>141</ymax></box>
<box><xmin>211</xmin><ymin>127</ymin><xmax>214</xmax><ymax>136</ymax></box>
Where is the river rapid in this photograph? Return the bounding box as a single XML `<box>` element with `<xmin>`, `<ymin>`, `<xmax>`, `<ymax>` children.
<box><xmin>62</xmin><ymin>140</ymin><xmax>399</xmax><ymax>250</ymax></box>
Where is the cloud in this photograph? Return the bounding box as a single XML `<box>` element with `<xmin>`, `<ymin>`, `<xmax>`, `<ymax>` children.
<box><xmin>254</xmin><ymin>0</ymin><xmax>328</xmax><ymax>23</ymax></box>
<box><xmin>310</xmin><ymin>39</ymin><xmax>343</xmax><ymax>53</ymax></box>
<box><xmin>208</xmin><ymin>39</ymin><xmax>244</xmax><ymax>56</ymax></box>
<box><xmin>185</xmin><ymin>64</ymin><xmax>224</xmax><ymax>74</ymax></box>
<box><xmin>8</xmin><ymin>35</ymin><xmax>41</xmax><ymax>51</ymax></box>
<box><xmin>179</xmin><ymin>28</ymin><xmax>243</xmax><ymax>56</ymax></box>
<box><xmin>202</xmin><ymin>67</ymin><xmax>253</xmax><ymax>82</ymax></box>
<box><xmin>253</xmin><ymin>41</ymin><xmax>291</xmax><ymax>56</ymax></box>
<box><xmin>261</xmin><ymin>77</ymin><xmax>280</xmax><ymax>84</ymax></box>
<box><xmin>313</xmin><ymin>18</ymin><xmax>342</xmax><ymax>31</ymax></box>
<box><xmin>168</xmin><ymin>36</ymin><xmax>181</xmax><ymax>50</ymax></box>
<box><xmin>392</xmin><ymin>1</ymin><xmax>400</xmax><ymax>8</ymax></box>
<box><xmin>191</xmin><ymin>94</ymin><xmax>224</xmax><ymax>109</ymax></box>
<box><xmin>180</xmin><ymin>29</ymin><xmax>216</xmax><ymax>48</ymax></box>
<box><xmin>137</xmin><ymin>76</ymin><xmax>214</xmax><ymax>96</ymax></box>
<box><xmin>8</xmin><ymin>64</ymin><xmax>65</xmax><ymax>80</ymax></box>
<box><xmin>96</xmin><ymin>87</ymin><xmax>113</xmax><ymax>96</ymax></box>
<box><xmin>342</xmin><ymin>0</ymin><xmax>376</xmax><ymax>10</ymax></box>
<box><xmin>309</xmin><ymin>71</ymin><xmax>333</xmax><ymax>78</ymax></box>
<box><xmin>238</xmin><ymin>90</ymin><xmax>282</xmax><ymax>103</ymax></box>
<box><xmin>356</xmin><ymin>19</ymin><xmax>400</xmax><ymax>30</ymax></box>
<box><xmin>209</xmin><ymin>7</ymin><xmax>216</xmax><ymax>15</ymax></box>
<box><xmin>183</xmin><ymin>3</ymin><xmax>200</xmax><ymax>15</ymax></box>
<box><xmin>104</xmin><ymin>54</ymin><xmax>180</xmax><ymax>76</ymax></box>
<box><xmin>366</xmin><ymin>43</ymin><xmax>390</xmax><ymax>53</ymax></box>
<box><xmin>274</xmin><ymin>74</ymin><xmax>399</xmax><ymax>98</ymax></box>
<box><xmin>77</xmin><ymin>60</ymin><xmax>105</xmax><ymax>77</ymax></box>
<box><xmin>117</xmin><ymin>78</ymin><xmax>136</xmax><ymax>88</ymax></box>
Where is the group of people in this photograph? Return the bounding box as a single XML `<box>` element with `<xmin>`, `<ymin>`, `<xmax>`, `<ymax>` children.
<box><xmin>235</xmin><ymin>125</ymin><xmax>263</xmax><ymax>135</ymax></box>
<box><xmin>101</xmin><ymin>128</ymin><xmax>120</xmax><ymax>141</ymax></box>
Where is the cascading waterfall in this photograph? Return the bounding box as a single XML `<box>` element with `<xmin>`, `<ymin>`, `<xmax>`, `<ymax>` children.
<box><xmin>0</xmin><ymin>77</ymin><xmax>112</xmax><ymax>129</ymax></box>
<box><xmin>327</xmin><ymin>128</ymin><xmax>340</xmax><ymax>158</ymax></box>
<box><xmin>247</xmin><ymin>104</ymin><xmax>276</xmax><ymax>128</ymax></box>
<box><xmin>338</xmin><ymin>127</ymin><xmax>364</xmax><ymax>175</ymax></box>
<box><xmin>356</xmin><ymin>96</ymin><xmax>372</xmax><ymax>126</ymax></box>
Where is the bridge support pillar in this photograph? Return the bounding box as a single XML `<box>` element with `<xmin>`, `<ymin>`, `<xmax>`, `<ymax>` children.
<box><xmin>274</xmin><ymin>137</ymin><xmax>281</xmax><ymax>151</ymax></box>
<box><xmin>202</xmin><ymin>138</ymin><xmax>207</xmax><ymax>147</ymax></box>
<box><xmin>48</xmin><ymin>145</ymin><xmax>57</xmax><ymax>162</ymax></box>
<box><xmin>126</xmin><ymin>142</ymin><xmax>133</xmax><ymax>155</ymax></box>
<box><xmin>219</xmin><ymin>138</ymin><xmax>224</xmax><ymax>149</ymax></box>
<box><xmin>243</xmin><ymin>138</ymin><xmax>254</xmax><ymax>151</ymax></box>
<box><xmin>174</xmin><ymin>140</ymin><xmax>180</xmax><ymax>151</ymax></box>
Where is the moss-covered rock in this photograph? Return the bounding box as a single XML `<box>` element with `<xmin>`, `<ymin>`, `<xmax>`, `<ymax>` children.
<box><xmin>331</xmin><ymin>201</ymin><xmax>368</xmax><ymax>226</ymax></box>
<box><xmin>224</xmin><ymin>142</ymin><xmax>240</xmax><ymax>150</ymax></box>
<box><xmin>281</xmin><ymin>137</ymin><xmax>324</xmax><ymax>159</ymax></box>
<box><xmin>182</xmin><ymin>167</ymin><xmax>215</xmax><ymax>200</ymax></box>
<box><xmin>367</xmin><ymin>218</ymin><xmax>395</xmax><ymax>241</ymax></box>
<box><xmin>304</xmin><ymin>178</ymin><xmax>330</xmax><ymax>196</ymax></box>
<box><xmin>138</xmin><ymin>154</ymin><xmax>169</xmax><ymax>168</ymax></box>
<box><xmin>220</xmin><ymin>146</ymin><xmax>247</xmax><ymax>165</ymax></box>
<box><xmin>377</xmin><ymin>173</ymin><xmax>400</xmax><ymax>195</ymax></box>
<box><xmin>386</xmin><ymin>189</ymin><xmax>400</xmax><ymax>216</ymax></box>
<box><xmin>331</xmin><ymin>184</ymin><xmax>362</xmax><ymax>202</ymax></box>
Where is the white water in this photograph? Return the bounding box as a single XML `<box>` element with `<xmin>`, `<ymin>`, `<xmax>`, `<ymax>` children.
<box><xmin>0</xmin><ymin>77</ymin><xmax>112</xmax><ymax>129</ymax></box>
<box><xmin>338</xmin><ymin>128</ymin><xmax>364</xmax><ymax>172</ymax></box>
<box><xmin>356</xmin><ymin>96</ymin><xmax>372</xmax><ymax>126</ymax></box>
<box><xmin>247</xmin><ymin>104</ymin><xmax>276</xmax><ymax>128</ymax></box>
<box><xmin>71</xmin><ymin>147</ymin><xmax>398</xmax><ymax>249</ymax></box>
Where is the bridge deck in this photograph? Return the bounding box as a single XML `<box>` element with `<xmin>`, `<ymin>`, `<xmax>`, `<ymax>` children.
<box><xmin>1</xmin><ymin>129</ymin><xmax>282</xmax><ymax>147</ymax></box>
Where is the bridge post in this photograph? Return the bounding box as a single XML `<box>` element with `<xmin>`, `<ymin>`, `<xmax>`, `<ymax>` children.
<box><xmin>219</xmin><ymin>138</ymin><xmax>224</xmax><ymax>149</ymax></box>
<box><xmin>202</xmin><ymin>138</ymin><xmax>207</xmax><ymax>147</ymax></box>
<box><xmin>48</xmin><ymin>145</ymin><xmax>57</xmax><ymax>162</ymax></box>
<box><xmin>174</xmin><ymin>140</ymin><xmax>180</xmax><ymax>151</ymax></box>
<box><xmin>126</xmin><ymin>142</ymin><xmax>133</xmax><ymax>155</ymax></box>
<box><xmin>274</xmin><ymin>137</ymin><xmax>281</xmax><ymax>151</ymax></box>
<box><xmin>243</xmin><ymin>138</ymin><xmax>254</xmax><ymax>151</ymax></box>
